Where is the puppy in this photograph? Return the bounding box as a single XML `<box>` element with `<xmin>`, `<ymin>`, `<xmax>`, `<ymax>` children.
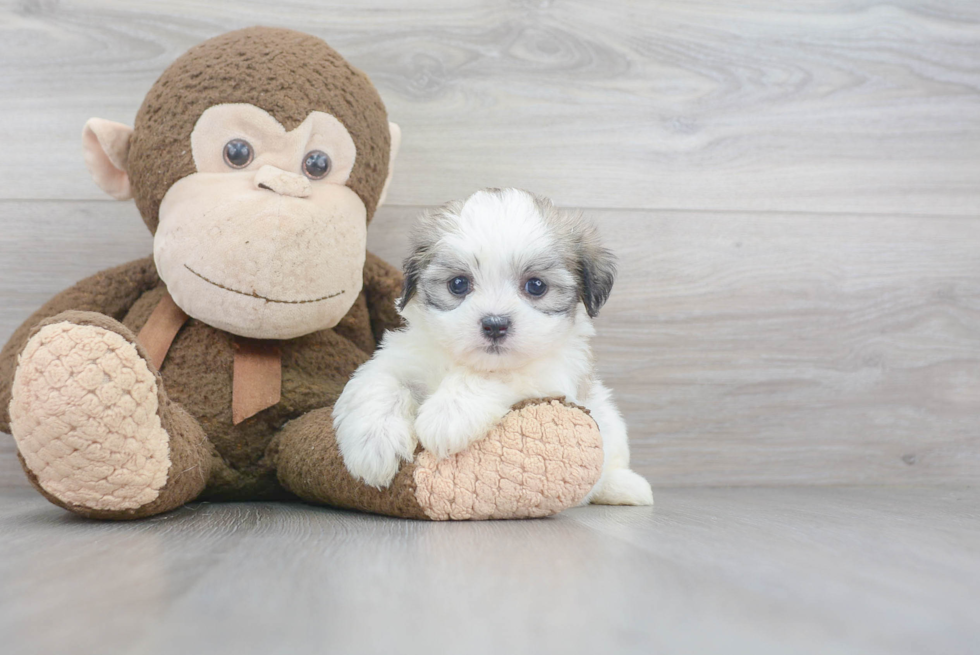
<box><xmin>333</xmin><ymin>188</ymin><xmax>653</xmax><ymax>505</ymax></box>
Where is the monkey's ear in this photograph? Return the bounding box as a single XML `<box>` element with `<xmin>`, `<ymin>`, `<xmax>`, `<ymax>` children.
<box><xmin>82</xmin><ymin>118</ymin><xmax>134</xmax><ymax>201</ymax></box>
<box><xmin>377</xmin><ymin>122</ymin><xmax>401</xmax><ymax>208</ymax></box>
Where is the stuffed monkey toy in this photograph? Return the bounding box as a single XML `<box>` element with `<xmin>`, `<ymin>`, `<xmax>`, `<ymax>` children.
<box><xmin>0</xmin><ymin>28</ymin><xmax>603</xmax><ymax>521</ymax></box>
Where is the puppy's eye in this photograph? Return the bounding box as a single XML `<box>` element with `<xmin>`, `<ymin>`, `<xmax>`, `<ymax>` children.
<box><xmin>524</xmin><ymin>278</ymin><xmax>547</xmax><ymax>297</ymax></box>
<box><xmin>448</xmin><ymin>276</ymin><xmax>470</xmax><ymax>296</ymax></box>
<box><xmin>303</xmin><ymin>150</ymin><xmax>331</xmax><ymax>179</ymax></box>
<box><xmin>223</xmin><ymin>139</ymin><xmax>253</xmax><ymax>168</ymax></box>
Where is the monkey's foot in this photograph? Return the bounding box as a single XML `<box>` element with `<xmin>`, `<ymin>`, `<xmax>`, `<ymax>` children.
<box><xmin>10</xmin><ymin>320</ymin><xmax>174</xmax><ymax>513</ymax></box>
<box><xmin>412</xmin><ymin>398</ymin><xmax>605</xmax><ymax>520</ymax></box>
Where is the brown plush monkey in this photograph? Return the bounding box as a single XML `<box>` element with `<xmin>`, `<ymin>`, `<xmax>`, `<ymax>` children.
<box><xmin>0</xmin><ymin>28</ymin><xmax>602</xmax><ymax>520</ymax></box>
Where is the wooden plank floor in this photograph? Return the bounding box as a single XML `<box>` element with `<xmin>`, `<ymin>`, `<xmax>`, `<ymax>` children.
<box><xmin>1</xmin><ymin>469</ymin><xmax>977</xmax><ymax>655</ymax></box>
<box><xmin>2</xmin><ymin>445</ymin><xmax>976</xmax><ymax>654</ymax></box>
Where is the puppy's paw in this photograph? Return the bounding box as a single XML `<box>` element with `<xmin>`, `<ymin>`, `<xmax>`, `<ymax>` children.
<box><xmin>335</xmin><ymin>412</ymin><xmax>416</xmax><ymax>489</ymax></box>
<box><xmin>589</xmin><ymin>468</ymin><xmax>654</xmax><ymax>506</ymax></box>
<box><xmin>414</xmin><ymin>396</ymin><xmax>493</xmax><ymax>460</ymax></box>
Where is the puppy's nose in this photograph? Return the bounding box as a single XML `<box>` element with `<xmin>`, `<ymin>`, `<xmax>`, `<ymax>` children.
<box><xmin>481</xmin><ymin>315</ymin><xmax>511</xmax><ymax>340</ymax></box>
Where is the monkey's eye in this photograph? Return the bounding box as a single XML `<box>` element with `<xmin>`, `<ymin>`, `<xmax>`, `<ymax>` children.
<box><xmin>223</xmin><ymin>139</ymin><xmax>253</xmax><ymax>168</ymax></box>
<box><xmin>448</xmin><ymin>276</ymin><xmax>470</xmax><ymax>296</ymax></box>
<box><xmin>524</xmin><ymin>278</ymin><xmax>547</xmax><ymax>297</ymax></box>
<box><xmin>303</xmin><ymin>150</ymin><xmax>331</xmax><ymax>179</ymax></box>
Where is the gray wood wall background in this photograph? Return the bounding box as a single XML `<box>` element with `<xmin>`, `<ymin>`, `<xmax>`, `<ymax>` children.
<box><xmin>0</xmin><ymin>0</ymin><xmax>977</xmax><ymax>486</ymax></box>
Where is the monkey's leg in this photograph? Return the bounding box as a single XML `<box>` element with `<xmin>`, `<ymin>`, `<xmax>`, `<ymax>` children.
<box><xmin>271</xmin><ymin>398</ymin><xmax>604</xmax><ymax>520</ymax></box>
<box><xmin>9</xmin><ymin>311</ymin><xmax>213</xmax><ymax>520</ymax></box>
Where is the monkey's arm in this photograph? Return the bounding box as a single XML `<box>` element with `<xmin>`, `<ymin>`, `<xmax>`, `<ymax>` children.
<box><xmin>362</xmin><ymin>251</ymin><xmax>405</xmax><ymax>346</ymax></box>
<box><xmin>0</xmin><ymin>256</ymin><xmax>160</xmax><ymax>431</ymax></box>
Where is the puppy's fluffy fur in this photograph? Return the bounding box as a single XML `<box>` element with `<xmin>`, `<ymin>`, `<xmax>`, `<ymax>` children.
<box><xmin>333</xmin><ymin>188</ymin><xmax>653</xmax><ymax>505</ymax></box>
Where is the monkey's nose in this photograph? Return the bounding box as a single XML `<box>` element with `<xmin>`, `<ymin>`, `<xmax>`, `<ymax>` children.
<box><xmin>481</xmin><ymin>315</ymin><xmax>511</xmax><ymax>341</ymax></box>
<box><xmin>253</xmin><ymin>165</ymin><xmax>311</xmax><ymax>198</ymax></box>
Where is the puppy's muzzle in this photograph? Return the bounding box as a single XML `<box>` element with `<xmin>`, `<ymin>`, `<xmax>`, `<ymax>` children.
<box><xmin>481</xmin><ymin>315</ymin><xmax>511</xmax><ymax>342</ymax></box>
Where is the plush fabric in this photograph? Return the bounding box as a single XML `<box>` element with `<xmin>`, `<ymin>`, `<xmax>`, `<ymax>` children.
<box><xmin>0</xmin><ymin>257</ymin><xmax>162</xmax><ymax>428</ymax></box>
<box><xmin>128</xmin><ymin>27</ymin><xmax>391</xmax><ymax>233</ymax></box>
<box><xmin>0</xmin><ymin>256</ymin><xmax>394</xmax><ymax>503</ymax></box>
<box><xmin>120</xmin><ymin>259</ymin><xmax>389</xmax><ymax>501</ymax></box>
<box><xmin>82</xmin><ymin>119</ymin><xmax>133</xmax><ymax>200</ymax></box>
<box><xmin>163</xmin><ymin>102</ymin><xmax>370</xmax><ymax>341</ymax></box>
<box><xmin>191</xmin><ymin>104</ymin><xmax>357</xmax><ymax>187</ymax></box>
<box><xmin>10</xmin><ymin>321</ymin><xmax>172</xmax><ymax>511</ymax></box>
<box><xmin>154</xmin><ymin>168</ymin><xmax>368</xmax><ymax>340</ymax></box>
<box><xmin>412</xmin><ymin>398</ymin><xmax>603</xmax><ymax>520</ymax></box>
<box><xmin>10</xmin><ymin>310</ymin><xmax>213</xmax><ymax>520</ymax></box>
<box><xmin>272</xmin><ymin>406</ymin><xmax>431</xmax><ymax>520</ymax></box>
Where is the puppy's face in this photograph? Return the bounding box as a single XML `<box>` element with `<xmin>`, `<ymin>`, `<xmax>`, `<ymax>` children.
<box><xmin>399</xmin><ymin>188</ymin><xmax>616</xmax><ymax>370</ymax></box>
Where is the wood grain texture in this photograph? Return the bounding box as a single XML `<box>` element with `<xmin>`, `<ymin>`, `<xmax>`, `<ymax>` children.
<box><xmin>1</xmin><ymin>1</ymin><xmax>979</xmax><ymax>214</ymax></box>
<box><xmin>0</xmin><ymin>486</ymin><xmax>977</xmax><ymax>655</ymax></box>
<box><xmin>1</xmin><ymin>200</ymin><xmax>977</xmax><ymax>486</ymax></box>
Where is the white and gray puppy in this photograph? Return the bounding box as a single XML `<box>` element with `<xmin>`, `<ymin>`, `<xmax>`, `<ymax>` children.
<box><xmin>333</xmin><ymin>188</ymin><xmax>653</xmax><ymax>505</ymax></box>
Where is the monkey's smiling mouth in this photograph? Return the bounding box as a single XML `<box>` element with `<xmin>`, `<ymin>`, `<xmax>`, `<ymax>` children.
<box><xmin>184</xmin><ymin>265</ymin><xmax>344</xmax><ymax>304</ymax></box>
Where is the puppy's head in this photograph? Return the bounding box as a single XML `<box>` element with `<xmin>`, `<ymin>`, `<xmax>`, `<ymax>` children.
<box><xmin>399</xmin><ymin>188</ymin><xmax>616</xmax><ymax>370</ymax></box>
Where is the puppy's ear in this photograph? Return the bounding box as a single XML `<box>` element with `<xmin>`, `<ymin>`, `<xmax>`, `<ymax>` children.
<box><xmin>398</xmin><ymin>251</ymin><xmax>422</xmax><ymax>310</ymax></box>
<box><xmin>577</xmin><ymin>231</ymin><xmax>617</xmax><ymax>318</ymax></box>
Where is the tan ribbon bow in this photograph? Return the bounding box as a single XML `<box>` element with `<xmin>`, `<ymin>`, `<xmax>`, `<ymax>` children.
<box><xmin>136</xmin><ymin>292</ymin><xmax>282</xmax><ymax>425</ymax></box>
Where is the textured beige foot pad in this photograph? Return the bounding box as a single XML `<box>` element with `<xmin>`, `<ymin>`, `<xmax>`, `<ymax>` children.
<box><xmin>412</xmin><ymin>399</ymin><xmax>604</xmax><ymax>520</ymax></box>
<box><xmin>9</xmin><ymin>322</ymin><xmax>171</xmax><ymax>511</ymax></box>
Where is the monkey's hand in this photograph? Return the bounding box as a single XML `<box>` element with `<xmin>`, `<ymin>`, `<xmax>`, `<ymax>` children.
<box><xmin>414</xmin><ymin>372</ymin><xmax>520</xmax><ymax>460</ymax></box>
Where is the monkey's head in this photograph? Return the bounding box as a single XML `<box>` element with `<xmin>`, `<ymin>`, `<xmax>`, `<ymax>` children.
<box><xmin>81</xmin><ymin>27</ymin><xmax>400</xmax><ymax>340</ymax></box>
